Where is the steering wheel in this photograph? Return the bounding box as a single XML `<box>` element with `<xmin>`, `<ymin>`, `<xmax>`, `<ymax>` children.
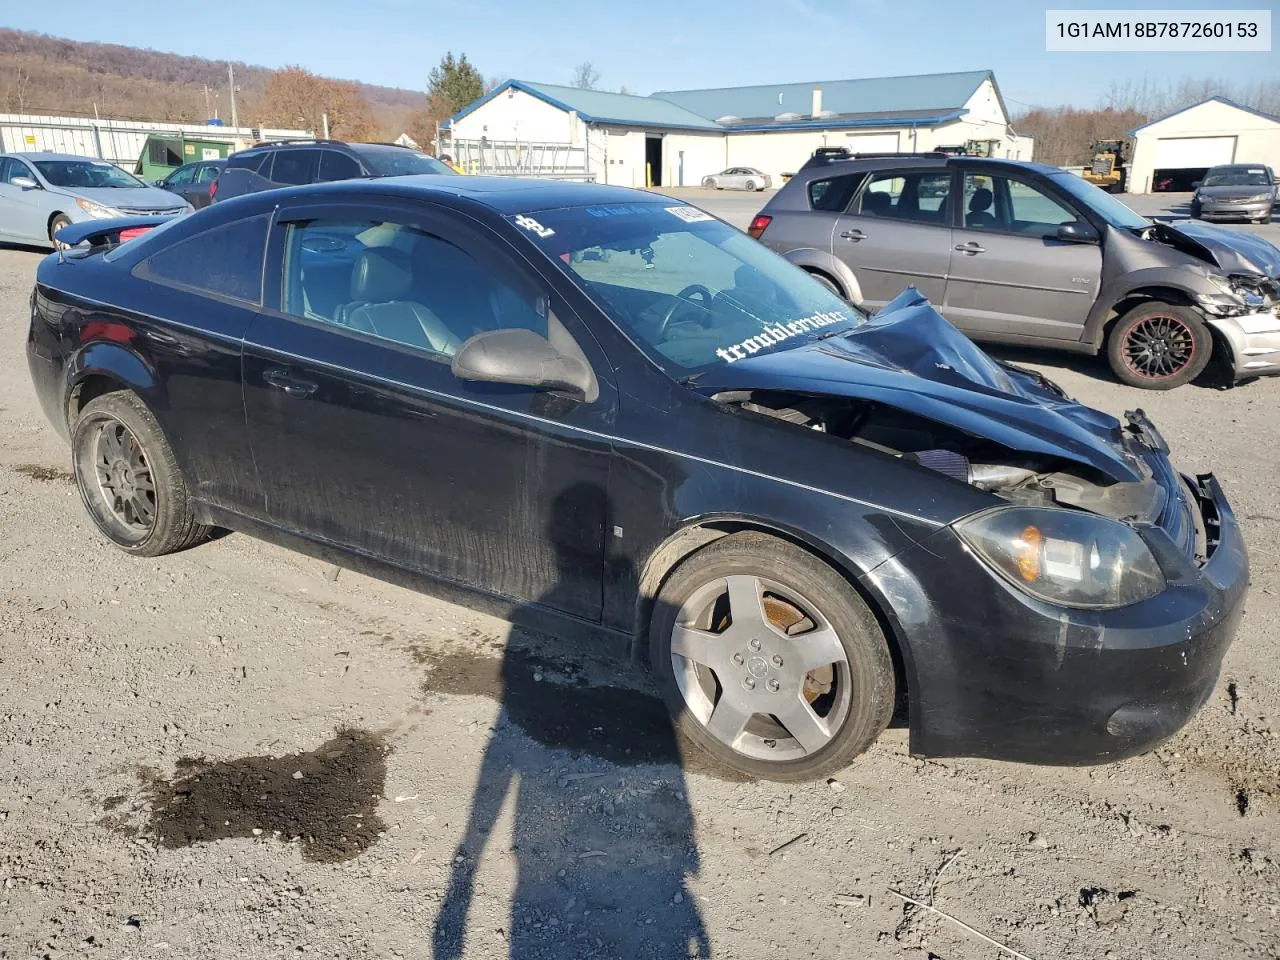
<box><xmin>654</xmin><ymin>284</ymin><xmax>714</xmax><ymax>341</ymax></box>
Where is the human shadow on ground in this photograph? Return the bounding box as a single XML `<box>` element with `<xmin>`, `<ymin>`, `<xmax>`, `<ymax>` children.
<box><xmin>430</xmin><ymin>483</ymin><xmax>711</xmax><ymax>960</ymax></box>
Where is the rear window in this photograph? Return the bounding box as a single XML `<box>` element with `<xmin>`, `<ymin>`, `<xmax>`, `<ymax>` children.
<box><xmin>227</xmin><ymin>151</ymin><xmax>269</xmax><ymax>172</ymax></box>
<box><xmin>808</xmin><ymin>174</ymin><xmax>862</xmax><ymax>212</ymax></box>
<box><xmin>135</xmin><ymin>215</ymin><xmax>270</xmax><ymax>303</ymax></box>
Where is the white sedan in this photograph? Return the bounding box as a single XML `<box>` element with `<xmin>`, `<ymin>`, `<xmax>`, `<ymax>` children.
<box><xmin>701</xmin><ymin>167</ymin><xmax>772</xmax><ymax>191</ymax></box>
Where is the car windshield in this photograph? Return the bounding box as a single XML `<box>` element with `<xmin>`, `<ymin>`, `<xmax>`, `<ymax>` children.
<box><xmin>34</xmin><ymin>159</ymin><xmax>143</xmax><ymax>189</ymax></box>
<box><xmin>511</xmin><ymin>202</ymin><xmax>865</xmax><ymax>374</ymax></box>
<box><xmin>1202</xmin><ymin>167</ymin><xmax>1271</xmax><ymax>187</ymax></box>
<box><xmin>353</xmin><ymin>145</ymin><xmax>455</xmax><ymax>177</ymax></box>
<box><xmin>1048</xmin><ymin>171</ymin><xmax>1150</xmax><ymax>229</ymax></box>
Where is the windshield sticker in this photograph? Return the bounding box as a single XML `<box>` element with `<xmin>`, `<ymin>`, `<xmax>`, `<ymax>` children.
<box><xmin>666</xmin><ymin>205</ymin><xmax>714</xmax><ymax>223</ymax></box>
<box><xmin>514</xmin><ymin>214</ymin><xmax>555</xmax><ymax>238</ymax></box>
<box><xmin>715</xmin><ymin>311</ymin><xmax>849</xmax><ymax>363</ymax></box>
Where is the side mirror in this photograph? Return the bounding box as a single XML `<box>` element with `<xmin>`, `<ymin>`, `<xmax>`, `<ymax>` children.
<box><xmin>1057</xmin><ymin>221</ymin><xmax>1099</xmax><ymax>244</ymax></box>
<box><xmin>451</xmin><ymin>328</ymin><xmax>596</xmax><ymax>399</ymax></box>
<box><xmin>10</xmin><ymin>176</ymin><xmax>38</xmax><ymax>190</ymax></box>
<box><xmin>1191</xmin><ymin>181</ymin><xmax>1202</xmax><ymax>189</ymax></box>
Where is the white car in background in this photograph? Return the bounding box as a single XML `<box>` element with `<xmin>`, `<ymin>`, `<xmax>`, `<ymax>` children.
<box><xmin>702</xmin><ymin>167</ymin><xmax>772</xmax><ymax>191</ymax></box>
<box><xmin>0</xmin><ymin>152</ymin><xmax>190</xmax><ymax>248</ymax></box>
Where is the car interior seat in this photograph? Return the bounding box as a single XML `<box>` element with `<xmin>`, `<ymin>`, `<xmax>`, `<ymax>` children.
<box><xmin>966</xmin><ymin>188</ymin><xmax>998</xmax><ymax>228</ymax></box>
<box><xmin>862</xmin><ymin>191</ymin><xmax>893</xmax><ymax>216</ymax></box>
<box><xmin>341</xmin><ymin>248</ymin><xmax>461</xmax><ymax>355</ymax></box>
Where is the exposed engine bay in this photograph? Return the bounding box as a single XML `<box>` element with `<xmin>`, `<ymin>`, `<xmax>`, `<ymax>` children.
<box><xmin>716</xmin><ymin>389</ymin><xmax>1169</xmax><ymax>524</ymax></box>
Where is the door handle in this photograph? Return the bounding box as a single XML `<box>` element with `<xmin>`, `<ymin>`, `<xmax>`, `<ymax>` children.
<box><xmin>954</xmin><ymin>242</ymin><xmax>986</xmax><ymax>255</ymax></box>
<box><xmin>262</xmin><ymin>367</ymin><xmax>318</xmax><ymax>399</ymax></box>
<box><xmin>839</xmin><ymin>229</ymin><xmax>866</xmax><ymax>241</ymax></box>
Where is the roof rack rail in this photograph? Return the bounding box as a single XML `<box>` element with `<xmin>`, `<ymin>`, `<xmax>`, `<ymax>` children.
<box><xmin>248</xmin><ymin>138</ymin><xmax>347</xmax><ymax>148</ymax></box>
<box><xmin>799</xmin><ymin>148</ymin><xmax>951</xmax><ymax>171</ymax></box>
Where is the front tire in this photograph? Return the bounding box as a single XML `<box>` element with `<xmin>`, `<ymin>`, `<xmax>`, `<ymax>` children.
<box><xmin>1106</xmin><ymin>301</ymin><xmax>1212</xmax><ymax>390</ymax></box>
<box><xmin>649</xmin><ymin>532</ymin><xmax>895</xmax><ymax>781</ymax></box>
<box><xmin>49</xmin><ymin>213</ymin><xmax>72</xmax><ymax>248</ymax></box>
<box><xmin>71</xmin><ymin>392</ymin><xmax>210</xmax><ymax>556</ymax></box>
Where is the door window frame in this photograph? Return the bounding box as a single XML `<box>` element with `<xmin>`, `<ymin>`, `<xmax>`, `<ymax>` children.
<box><xmin>849</xmin><ymin>167</ymin><xmax>954</xmax><ymax>225</ymax></box>
<box><xmin>261</xmin><ymin>198</ymin><xmax>615</xmax><ymax>402</ymax></box>
<box><xmin>954</xmin><ymin>165</ymin><xmax>1093</xmax><ymax>238</ymax></box>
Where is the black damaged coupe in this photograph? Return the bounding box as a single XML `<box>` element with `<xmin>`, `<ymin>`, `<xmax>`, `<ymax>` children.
<box><xmin>26</xmin><ymin>178</ymin><xmax>1247</xmax><ymax>780</ymax></box>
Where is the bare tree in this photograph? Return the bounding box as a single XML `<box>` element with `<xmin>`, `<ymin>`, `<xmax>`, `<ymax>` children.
<box><xmin>571</xmin><ymin>62</ymin><xmax>600</xmax><ymax>90</ymax></box>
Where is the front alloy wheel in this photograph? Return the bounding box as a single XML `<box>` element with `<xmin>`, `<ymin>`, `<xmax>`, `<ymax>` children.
<box><xmin>1107</xmin><ymin>301</ymin><xmax>1211</xmax><ymax>390</ymax></box>
<box><xmin>651</xmin><ymin>533</ymin><xmax>894</xmax><ymax>781</ymax></box>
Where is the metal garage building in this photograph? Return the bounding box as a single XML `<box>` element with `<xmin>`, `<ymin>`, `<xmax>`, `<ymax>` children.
<box><xmin>1127</xmin><ymin>97</ymin><xmax>1280</xmax><ymax>194</ymax></box>
<box><xmin>445</xmin><ymin>70</ymin><xmax>1033</xmax><ymax>187</ymax></box>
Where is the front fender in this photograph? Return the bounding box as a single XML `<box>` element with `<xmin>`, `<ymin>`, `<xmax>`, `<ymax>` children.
<box><xmin>780</xmin><ymin>247</ymin><xmax>865</xmax><ymax>305</ymax></box>
<box><xmin>1083</xmin><ymin>266</ymin><xmax>1218</xmax><ymax>348</ymax></box>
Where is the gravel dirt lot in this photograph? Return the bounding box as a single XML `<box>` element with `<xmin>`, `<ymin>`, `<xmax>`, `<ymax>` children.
<box><xmin>2</xmin><ymin>194</ymin><xmax>1279</xmax><ymax>960</ymax></box>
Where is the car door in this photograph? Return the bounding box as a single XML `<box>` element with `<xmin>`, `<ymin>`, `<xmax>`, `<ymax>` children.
<box><xmin>160</xmin><ymin>163</ymin><xmax>197</xmax><ymax>203</ymax></box>
<box><xmin>830</xmin><ymin>167</ymin><xmax>954</xmax><ymax>310</ymax></box>
<box><xmin>944</xmin><ymin>170</ymin><xmax>1102</xmax><ymax>342</ymax></box>
<box><xmin>241</xmin><ymin>200</ymin><xmax>617</xmax><ymax>622</ymax></box>
<box><xmin>0</xmin><ymin>157</ymin><xmax>51</xmax><ymax>244</ymax></box>
<box><xmin>191</xmin><ymin>163</ymin><xmax>222</xmax><ymax>208</ymax></box>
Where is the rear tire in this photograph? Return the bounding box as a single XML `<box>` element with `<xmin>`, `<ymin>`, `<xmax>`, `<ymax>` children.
<box><xmin>649</xmin><ymin>532</ymin><xmax>895</xmax><ymax>781</ymax></box>
<box><xmin>745</xmin><ymin>180</ymin><xmax>758</xmax><ymax>191</ymax></box>
<box><xmin>1106</xmin><ymin>301</ymin><xmax>1212</xmax><ymax>390</ymax></box>
<box><xmin>71</xmin><ymin>392</ymin><xmax>210</xmax><ymax>556</ymax></box>
<box><xmin>702</xmin><ymin>177</ymin><xmax>715</xmax><ymax>188</ymax></box>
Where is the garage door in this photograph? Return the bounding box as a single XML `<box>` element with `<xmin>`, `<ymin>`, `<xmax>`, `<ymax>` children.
<box><xmin>845</xmin><ymin>132</ymin><xmax>900</xmax><ymax>154</ymax></box>
<box><xmin>1153</xmin><ymin>136</ymin><xmax>1236</xmax><ymax>168</ymax></box>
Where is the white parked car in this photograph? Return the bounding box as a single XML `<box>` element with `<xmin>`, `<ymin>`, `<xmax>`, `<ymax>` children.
<box><xmin>0</xmin><ymin>152</ymin><xmax>190</xmax><ymax>248</ymax></box>
<box><xmin>702</xmin><ymin>167</ymin><xmax>772</xmax><ymax>191</ymax></box>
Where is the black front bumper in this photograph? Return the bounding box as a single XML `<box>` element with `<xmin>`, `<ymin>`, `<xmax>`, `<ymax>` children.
<box><xmin>863</xmin><ymin>474</ymin><xmax>1248</xmax><ymax>765</ymax></box>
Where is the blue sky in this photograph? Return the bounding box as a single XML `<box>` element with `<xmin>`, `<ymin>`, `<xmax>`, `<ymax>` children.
<box><xmin>6</xmin><ymin>0</ymin><xmax>1278</xmax><ymax>108</ymax></box>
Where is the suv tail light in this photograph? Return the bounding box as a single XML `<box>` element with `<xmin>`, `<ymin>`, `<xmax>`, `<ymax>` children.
<box><xmin>209</xmin><ymin>179</ymin><xmax>218</xmax><ymax>201</ymax></box>
<box><xmin>747</xmin><ymin>214</ymin><xmax>772</xmax><ymax>240</ymax></box>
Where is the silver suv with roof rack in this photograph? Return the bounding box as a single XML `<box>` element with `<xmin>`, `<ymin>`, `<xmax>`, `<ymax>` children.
<box><xmin>750</xmin><ymin>148</ymin><xmax>1280</xmax><ymax>389</ymax></box>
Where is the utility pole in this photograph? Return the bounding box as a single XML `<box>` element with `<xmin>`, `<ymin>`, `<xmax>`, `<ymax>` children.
<box><xmin>228</xmin><ymin>63</ymin><xmax>239</xmax><ymax>129</ymax></box>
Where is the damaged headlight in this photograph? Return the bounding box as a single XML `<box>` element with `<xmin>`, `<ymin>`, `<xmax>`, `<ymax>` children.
<box><xmin>956</xmin><ymin>507</ymin><xmax>1165</xmax><ymax>609</ymax></box>
<box><xmin>1195</xmin><ymin>274</ymin><xmax>1266</xmax><ymax>313</ymax></box>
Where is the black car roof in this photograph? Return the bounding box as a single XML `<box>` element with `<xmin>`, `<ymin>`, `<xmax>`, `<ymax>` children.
<box><xmin>220</xmin><ymin>175</ymin><xmax>672</xmax><ymax>215</ymax></box>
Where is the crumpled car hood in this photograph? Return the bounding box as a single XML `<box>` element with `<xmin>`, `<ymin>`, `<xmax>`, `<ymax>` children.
<box><xmin>697</xmin><ymin>289</ymin><xmax>1147</xmax><ymax>482</ymax></box>
<box><xmin>1156</xmin><ymin>219</ymin><xmax>1280</xmax><ymax>278</ymax></box>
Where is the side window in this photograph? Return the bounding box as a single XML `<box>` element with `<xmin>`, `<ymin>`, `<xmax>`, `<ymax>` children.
<box><xmin>963</xmin><ymin>173</ymin><xmax>1078</xmax><ymax>236</ymax></box>
<box><xmin>317</xmin><ymin>150</ymin><xmax>363</xmax><ymax>182</ymax></box>
<box><xmin>136</xmin><ymin>215</ymin><xmax>269</xmax><ymax>303</ymax></box>
<box><xmin>808</xmin><ymin>174</ymin><xmax>861</xmax><ymax>212</ymax></box>
<box><xmin>166</xmin><ymin>165</ymin><xmax>196</xmax><ymax>185</ymax></box>
<box><xmin>282</xmin><ymin>218</ymin><xmax>548</xmax><ymax>358</ymax></box>
<box><xmin>270</xmin><ymin>149</ymin><xmax>320</xmax><ymax>185</ymax></box>
<box><xmin>0</xmin><ymin>159</ymin><xmax>13</xmax><ymax>182</ymax></box>
<box><xmin>856</xmin><ymin>170</ymin><xmax>950</xmax><ymax>223</ymax></box>
<box><xmin>197</xmin><ymin>164</ymin><xmax>222</xmax><ymax>183</ymax></box>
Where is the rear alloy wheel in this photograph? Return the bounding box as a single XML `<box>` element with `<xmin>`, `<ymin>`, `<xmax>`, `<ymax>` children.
<box><xmin>702</xmin><ymin>177</ymin><xmax>715</xmax><ymax>189</ymax></box>
<box><xmin>745</xmin><ymin>179</ymin><xmax>758</xmax><ymax>191</ymax></box>
<box><xmin>650</xmin><ymin>532</ymin><xmax>894</xmax><ymax>781</ymax></box>
<box><xmin>1107</xmin><ymin>301</ymin><xmax>1211</xmax><ymax>390</ymax></box>
<box><xmin>72</xmin><ymin>392</ymin><xmax>210</xmax><ymax>556</ymax></box>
